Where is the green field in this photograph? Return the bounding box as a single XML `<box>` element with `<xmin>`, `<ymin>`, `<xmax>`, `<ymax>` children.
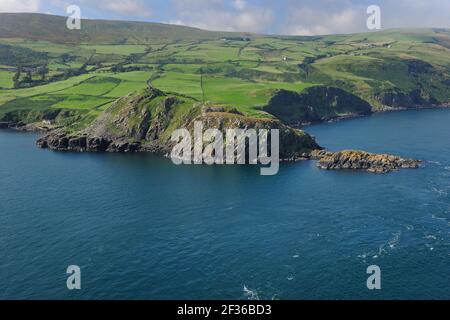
<box><xmin>1</xmin><ymin>13</ymin><xmax>450</xmax><ymax>130</ymax></box>
<box><xmin>0</xmin><ymin>70</ymin><xmax>14</xmax><ymax>88</ymax></box>
<box><xmin>202</xmin><ymin>76</ymin><xmax>314</xmax><ymax>108</ymax></box>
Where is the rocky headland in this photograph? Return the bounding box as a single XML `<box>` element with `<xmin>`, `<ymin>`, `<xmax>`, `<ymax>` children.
<box><xmin>36</xmin><ymin>87</ymin><xmax>321</xmax><ymax>159</ymax></box>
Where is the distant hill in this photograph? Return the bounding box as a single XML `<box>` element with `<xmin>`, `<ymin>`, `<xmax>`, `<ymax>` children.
<box><xmin>1</xmin><ymin>13</ymin><xmax>450</xmax><ymax>45</ymax></box>
<box><xmin>0</xmin><ymin>13</ymin><xmax>257</xmax><ymax>44</ymax></box>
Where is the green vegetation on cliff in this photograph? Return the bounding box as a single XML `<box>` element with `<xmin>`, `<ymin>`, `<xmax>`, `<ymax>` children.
<box><xmin>264</xmin><ymin>86</ymin><xmax>372</xmax><ymax>124</ymax></box>
<box><xmin>37</xmin><ymin>87</ymin><xmax>321</xmax><ymax>158</ymax></box>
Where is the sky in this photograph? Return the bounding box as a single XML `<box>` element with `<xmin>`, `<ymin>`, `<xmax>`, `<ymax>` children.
<box><xmin>0</xmin><ymin>0</ymin><xmax>450</xmax><ymax>35</ymax></box>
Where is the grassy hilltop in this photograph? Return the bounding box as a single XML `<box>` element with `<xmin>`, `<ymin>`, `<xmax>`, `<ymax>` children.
<box><xmin>1</xmin><ymin>13</ymin><xmax>450</xmax><ymax>154</ymax></box>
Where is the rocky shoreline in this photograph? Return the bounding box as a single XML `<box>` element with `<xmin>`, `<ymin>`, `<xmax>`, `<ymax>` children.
<box><xmin>0</xmin><ymin>121</ymin><xmax>54</xmax><ymax>132</ymax></box>
<box><xmin>33</xmin><ymin>131</ymin><xmax>421</xmax><ymax>173</ymax></box>
<box><xmin>299</xmin><ymin>103</ymin><xmax>450</xmax><ymax>128</ymax></box>
<box><xmin>35</xmin><ymin>132</ymin><xmax>166</xmax><ymax>154</ymax></box>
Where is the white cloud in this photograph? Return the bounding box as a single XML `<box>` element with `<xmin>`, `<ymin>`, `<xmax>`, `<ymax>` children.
<box><xmin>170</xmin><ymin>0</ymin><xmax>273</xmax><ymax>33</ymax></box>
<box><xmin>103</xmin><ymin>0</ymin><xmax>151</xmax><ymax>17</ymax></box>
<box><xmin>380</xmin><ymin>0</ymin><xmax>450</xmax><ymax>29</ymax></box>
<box><xmin>281</xmin><ymin>0</ymin><xmax>450</xmax><ymax>35</ymax></box>
<box><xmin>0</xmin><ymin>0</ymin><xmax>40</xmax><ymax>12</ymax></box>
<box><xmin>167</xmin><ymin>19</ymin><xmax>185</xmax><ymax>26</ymax></box>
<box><xmin>232</xmin><ymin>0</ymin><xmax>246</xmax><ymax>11</ymax></box>
<box><xmin>285</xmin><ymin>7</ymin><xmax>363</xmax><ymax>35</ymax></box>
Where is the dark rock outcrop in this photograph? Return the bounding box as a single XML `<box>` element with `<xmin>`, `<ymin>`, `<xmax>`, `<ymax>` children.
<box><xmin>36</xmin><ymin>133</ymin><xmax>145</xmax><ymax>153</ymax></box>
<box><xmin>407</xmin><ymin>59</ymin><xmax>433</xmax><ymax>75</ymax></box>
<box><xmin>310</xmin><ymin>150</ymin><xmax>420</xmax><ymax>173</ymax></box>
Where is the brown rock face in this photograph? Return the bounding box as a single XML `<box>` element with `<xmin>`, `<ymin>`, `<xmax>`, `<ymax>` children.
<box><xmin>312</xmin><ymin>150</ymin><xmax>420</xmax><ymax>173</ymax></box>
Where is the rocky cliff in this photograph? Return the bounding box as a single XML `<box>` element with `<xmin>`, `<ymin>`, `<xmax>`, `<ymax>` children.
<box><xmin>373</xmin><ymin>88</ymin><xmax>440</xmax><ymax>109</ymax></box>
<box><xmin>263</xmin><ymin>86</ymin><xmax>373</xmax><ymax>126</ymax></box>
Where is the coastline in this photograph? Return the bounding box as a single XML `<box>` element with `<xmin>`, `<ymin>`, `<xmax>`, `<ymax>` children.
<box><xmin>1</xmin><ymin>105</ymin><xmax>442</xmax><ymax>173</ymax></box>
<box><xmin>299</xmin><ymin>103</ymin><xmax>450</xmax><ymax>128</ymax></box>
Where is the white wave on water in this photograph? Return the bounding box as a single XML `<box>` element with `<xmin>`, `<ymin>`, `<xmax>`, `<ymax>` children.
<box><xmin>358</xmin><ymin>231</ymin><xmax>402</xmax><ymax>260</ymax></box>
<box><xmin>372</xmin><ymin>245</ymin><xmax>386</xmax><ymax>259</ymax></box>
<box><xmin>243</xmin><ymin>285</ymin><xmax>260</xmax><ymax>300</ymax></box>
<box><xmin>388</xmin><ymin>231</ymin><xmax>401</xmax><ymax>249</ymax></box>
<box><xmin>428</xmin><ymin>161</ymin><xmax>442</xmax><ymax>166</ymax></box>
<box><xmin>431</xmin><ymin>187</ymin><xmax>448</xmax><ymax>197</ymax></box>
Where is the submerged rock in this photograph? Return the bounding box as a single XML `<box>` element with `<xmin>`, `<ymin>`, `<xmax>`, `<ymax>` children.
<box><xmin>311</xmin><ymin>150</ymin><xmax>420</xmax><ymax>173</ymax></box>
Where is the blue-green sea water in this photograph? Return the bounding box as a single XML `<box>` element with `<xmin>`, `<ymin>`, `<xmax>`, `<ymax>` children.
<box><xmin>0</xmin><ymin>108</ymin><xmax>449</xmax><ymax>300</ymax></box>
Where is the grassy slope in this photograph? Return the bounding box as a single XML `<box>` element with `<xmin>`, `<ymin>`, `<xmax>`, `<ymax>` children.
<box><xmin>0</xmin><ymin>13</ymin><xmax>450</xmax><ymax>131</ymax></box>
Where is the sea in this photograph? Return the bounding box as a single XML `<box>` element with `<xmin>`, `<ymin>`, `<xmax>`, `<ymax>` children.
<box><xmin>0</xmin><ymin>108</ymin><xmax>449</xmax><ymax>299</ymax></box>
